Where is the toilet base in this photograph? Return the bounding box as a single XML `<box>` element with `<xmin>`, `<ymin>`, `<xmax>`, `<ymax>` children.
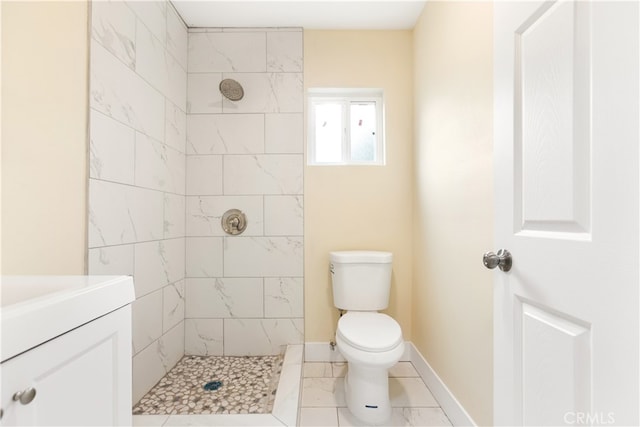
<box><xmin>344</xmin><ymin>363</ymin><xmax>392</xmax><ymax>425</ymax></box>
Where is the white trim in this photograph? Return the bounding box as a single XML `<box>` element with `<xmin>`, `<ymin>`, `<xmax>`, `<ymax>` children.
<box><xmin>408</xmin><ymin>342</ymin><xmax>477</xmax><ymax>427</ymax></box>
<box><xmin>272</xmin><ymin>345</ymin><xmax>303</xmax><ymax>426</ymax></box>
<box><xmin>303</xmin><ymin>341</ymin><xmax>477</xmax><ymax>427</ymax></box>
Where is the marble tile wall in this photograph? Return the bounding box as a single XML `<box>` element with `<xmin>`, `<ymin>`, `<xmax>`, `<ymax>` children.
<box><xmin>89</xmin><ymin>1</ymin><xmax>304</xmax><ymax>404</ymax></box>
<box><xmin>184</xmin><ymin>28</ymin><xmax>304</xmax><ymax>357</ymax></box>
<box><xmin>88</xmin><ymin>0</ymin><xmax>187</xmax><ymax>405</ymax></box>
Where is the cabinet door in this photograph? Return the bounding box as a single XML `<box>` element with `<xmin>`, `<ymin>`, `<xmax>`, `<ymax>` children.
<box><xmin>1</xmin><ymin>307</ymin><xmax>131</xmax><ymax>426</ymax></box>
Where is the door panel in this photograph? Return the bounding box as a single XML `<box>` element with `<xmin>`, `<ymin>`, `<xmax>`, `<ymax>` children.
<box><xmin>520</xmin><ymin>302</ymin><xmax>591</xmax><ymax>426</ymax></box>
<box><xmin>515</xmin><ymin>1</ymin><xmax>591</xmax><ymax>237</ymax></box>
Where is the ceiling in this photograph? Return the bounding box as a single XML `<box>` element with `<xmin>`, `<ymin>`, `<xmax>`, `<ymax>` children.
<box><xmin>171</xmin><ymin>1</ymin><xmax>427</xmax><ymax>30</ymax></box>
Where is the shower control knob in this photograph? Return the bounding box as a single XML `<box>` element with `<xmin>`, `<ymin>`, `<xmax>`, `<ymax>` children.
<box><xmin>222</xmin><ymin>209</ymin><xmax>247</xmax><ymax>235</ymax></box>
<box><xmin>13</xmin><ymin>387</ymin><xmax>36</xmax><ymax>405</ymax></box>
<box><xmin>483</xmin><ymin>249</ymin><xmax>512</xmax><ymax>272</ymax></box>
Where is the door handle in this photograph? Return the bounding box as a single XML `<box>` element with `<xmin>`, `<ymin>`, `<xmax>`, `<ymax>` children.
<box><xmin>483</xmin><ymin>249</ymin><xmax>512</xmax><ymax>272</ymax></box>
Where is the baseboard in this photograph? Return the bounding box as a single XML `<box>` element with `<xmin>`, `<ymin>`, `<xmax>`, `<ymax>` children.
<box><xmin>304</xmin><ymin>341</ymin><xmax>412</xmax><ymax>363</ymax></box>
<box><xmin>407</xmin><ymin>342</ymin><xmax>477</xmax><ymax>426</ymax></box>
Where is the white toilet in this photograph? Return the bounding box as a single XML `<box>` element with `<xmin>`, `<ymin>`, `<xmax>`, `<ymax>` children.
<box><xmin>330</xmin><ymin>250</ymin><xmax>404</xmax><ymax>425</ymax></box>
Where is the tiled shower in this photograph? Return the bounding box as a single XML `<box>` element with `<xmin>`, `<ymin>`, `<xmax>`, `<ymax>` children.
<box><xmin>88</xmin><ymin>0</ymin><xmax>304</xmax><ymax>404</ymax></box>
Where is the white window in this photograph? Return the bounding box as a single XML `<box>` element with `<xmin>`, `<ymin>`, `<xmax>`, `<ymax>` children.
<box><xmin>307</xmin><ymin>89</ymin><xmax>384</xmax><ymax>165</ymax></box>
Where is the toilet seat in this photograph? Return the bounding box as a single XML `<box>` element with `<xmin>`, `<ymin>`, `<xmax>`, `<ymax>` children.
<box><xmin>337</xmin><ymin>312</ymin><xmax>403</xmax><ymax>353</ymax></box>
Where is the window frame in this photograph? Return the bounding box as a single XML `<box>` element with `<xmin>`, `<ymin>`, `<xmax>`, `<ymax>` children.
<box><xmin>307</xmin><ymin>88</ymin><xmax>385</xmax><ymax>166</ymax></box>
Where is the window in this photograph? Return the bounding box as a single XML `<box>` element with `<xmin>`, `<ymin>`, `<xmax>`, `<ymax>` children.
<box><xmin>308</xmin><ymin>89</ymin><xmax>384</xmax><ymax>165</ymax></box>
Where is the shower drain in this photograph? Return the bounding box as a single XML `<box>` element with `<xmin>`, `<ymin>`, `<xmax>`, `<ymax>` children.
<box><xmin>203</xmin><ymin>380</ymin><xmax>223</xmax><ymax>391</ymax></box>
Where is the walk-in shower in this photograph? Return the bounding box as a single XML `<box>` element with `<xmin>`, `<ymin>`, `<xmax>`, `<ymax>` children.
<box><xmin>88</xmin><ymin>1</ymin><xmax>304</xmax><ymax>425</ymax></box>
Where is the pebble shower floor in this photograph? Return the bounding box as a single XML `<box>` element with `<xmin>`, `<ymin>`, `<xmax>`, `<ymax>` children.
<box><xmin>133</xmin><ymin>355</ymin><xmax>284</xmax><ymax>415</ymax></box>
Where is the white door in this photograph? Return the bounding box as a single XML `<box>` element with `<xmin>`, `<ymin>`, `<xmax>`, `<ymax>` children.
<box><xmin>493</xmin><ymin>1</ymin><xmax>639</xmax><ymax>426</ymax></box>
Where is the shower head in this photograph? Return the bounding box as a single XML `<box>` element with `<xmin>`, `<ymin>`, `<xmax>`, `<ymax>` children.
<box><xmin>219</xmin><ymin>78</ymin><xmax>244</xmax><ymax>101</ymax></box>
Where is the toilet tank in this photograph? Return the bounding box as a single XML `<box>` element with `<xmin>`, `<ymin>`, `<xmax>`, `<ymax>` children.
<box><xmin>330</xmin><ymin>251</ymin><xmax>393</xmax><ymax>311</ymax></box>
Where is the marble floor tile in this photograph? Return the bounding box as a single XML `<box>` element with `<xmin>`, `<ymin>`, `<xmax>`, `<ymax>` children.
<box><xmin>303</xmin><ymin>362</ymin><xmax>332</xmax><ymax>378</ymax></box>
<box><xmin>389</xmin><ymin>362</ymin><xmax>420</xmax><ymax>378</ymax></box>
<box><xmin>338</xmin><ymin>407</ymin><xmax>452</xmax><ymax>427</ymax></box>
<box><xmin>299</xmin><ymin>407</ymin><xmax>339</xmax><ymax>426</ymax></box>
<box><xmin>163</xmin><ymin>413</ymin><xmax>284</xmax><ymax>426</ymax></box>
<box><xmin>389</xmin><ymin>377</ymin><xmax>439</xmax><ymax>408</ymax></box>
<box><xmin>301</xmin><ymin>377</ymin><xmax>346</xmax><ymax>407</ymax></box>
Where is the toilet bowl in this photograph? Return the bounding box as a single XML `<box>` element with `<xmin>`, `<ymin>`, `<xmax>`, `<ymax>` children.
<box><xmin>336</xmin><ymin>312</ymin><xmax>404</xmax><ymax>424</ymax></box>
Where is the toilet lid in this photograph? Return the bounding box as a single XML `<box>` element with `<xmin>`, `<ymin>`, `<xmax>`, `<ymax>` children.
<box><xmin>337</xmin><ymin>312</ymin><xmax>403</xmax><ymax>353</ymax></box>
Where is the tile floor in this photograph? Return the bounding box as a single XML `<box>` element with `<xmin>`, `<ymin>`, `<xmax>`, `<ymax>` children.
<box><xmin>299</xmin><ymin>362</ymin><xmax>452</xmax><ymax>427</ymax></box>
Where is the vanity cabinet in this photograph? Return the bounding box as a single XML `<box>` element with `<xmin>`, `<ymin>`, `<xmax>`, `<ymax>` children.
<box><xmin>0</xmin><ymin>276</ymin><xmax>135</xmax><ymax>426</ymax></box>
<box><xmin>1</xmin><ymin>306</ymin><xmax>132</xmax><ymax>426</ymax></box>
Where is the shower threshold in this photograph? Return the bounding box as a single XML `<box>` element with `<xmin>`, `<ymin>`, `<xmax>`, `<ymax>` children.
<box><xmin>132</xmin><ymin>345</ymin><xmax>302</xmax><ymax>427</ymax></box>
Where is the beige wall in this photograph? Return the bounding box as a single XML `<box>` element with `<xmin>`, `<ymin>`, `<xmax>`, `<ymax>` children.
<box><xmin>304</xmin><ymin>31</ymin><xmax>414</xmax><ymax>342</ymax></box>
<box><xmin>1</xmin><ymin>1</ymin><xmax>89</xmax><ymax>275</ymax></box>
<box><xmin>412</xmin><ymin>3</ymin><xmax>494</xmax><ymax>426</ymax></box>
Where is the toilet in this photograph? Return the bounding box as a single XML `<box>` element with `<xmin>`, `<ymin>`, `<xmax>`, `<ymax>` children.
<box><xmin>330</xmin><ymin>250</ymin><xmax>404</xmax><ymax>425</ymax></box>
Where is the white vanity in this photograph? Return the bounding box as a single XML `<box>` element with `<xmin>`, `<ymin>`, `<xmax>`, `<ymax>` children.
<box><xmin>0</xmin><ymin>276</ymin><xmax>135</xmax><ymax>426</ymax></box>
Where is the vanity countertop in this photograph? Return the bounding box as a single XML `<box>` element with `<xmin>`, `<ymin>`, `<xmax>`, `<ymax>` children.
<box><xmin>1</xmin><ymin>275</ymin><xmax>135</xmax><ymax>362</ymax></box>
